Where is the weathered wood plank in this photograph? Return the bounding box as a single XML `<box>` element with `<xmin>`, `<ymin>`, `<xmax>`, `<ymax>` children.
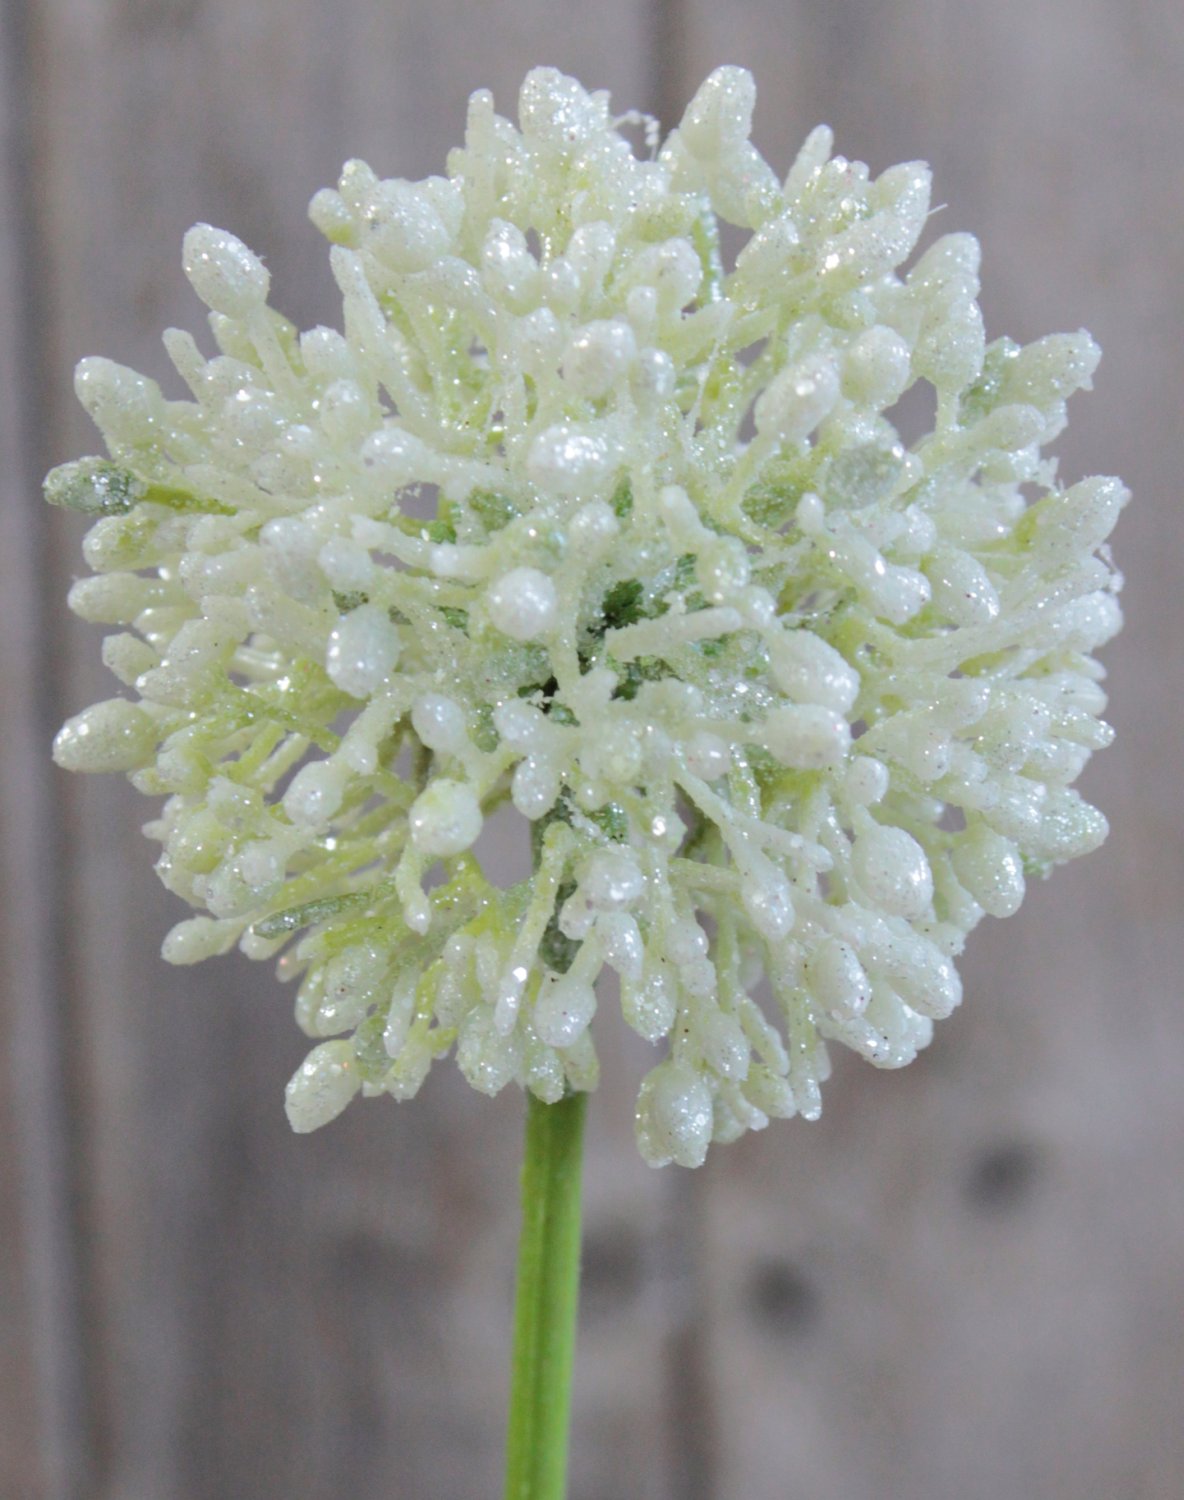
<box><xmin>676</xmin><ymin>3</ymin><xmax>1184</xmax><ymax>1496</ymax></box>
<box><xmin>1</xmin><ymin>2</ymin><xmax>98</xmax><ymax>1494</ymax></box>
<box><xmin>27</xmin><ymin>6</ymin><xmax>667</xmax><ymax>1498</ymax></box>
<box><xmin>18</xmin><ymin>4</ymin><xmax>1183</xmax><ymax>1497</ymax></box>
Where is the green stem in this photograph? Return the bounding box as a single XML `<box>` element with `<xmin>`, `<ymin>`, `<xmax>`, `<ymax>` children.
<box><xmin>503</xmin><ymin>1089</ymin><xmax>588</xmax><ymax>1500</ymax></box>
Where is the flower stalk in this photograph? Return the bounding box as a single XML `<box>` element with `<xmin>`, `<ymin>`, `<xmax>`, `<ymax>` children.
<box><xmin>504</xmin><ymin>1090</ymin><xmax>588</xmax><ymax>1500</ymax></box>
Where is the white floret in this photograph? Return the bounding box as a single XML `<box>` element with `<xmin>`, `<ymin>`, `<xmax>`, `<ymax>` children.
<box><xmin>485</xmin><ymin>568</ymin><xmax>558</xmax><ymax>641</ymax></box>
<box><xmin>408</xmin><ymin>780</ymin><xmax>483</xmax><ymax>857</ymax></box>
<box><xmin>182</xmin><ymin>224</ymin><xmax>270</xmax><ymax>316</ymax></box>
<box><xmin>326</xmin><ymin>604</ymin><xmax>402</xmax><ymax>698</ymax></box>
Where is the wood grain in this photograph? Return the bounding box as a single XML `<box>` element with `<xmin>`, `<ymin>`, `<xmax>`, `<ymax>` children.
<box><xmin>677</xmin><ymin>2</ymin><xmax>1184</xmax><ymax>1496</ymax></box>
<box><xmin>17</xmin><ymin>5</ymin><xmax>662</xmax><ymax>1498</ymax></box>
<box><xmin>1</xmin><ymin>1</ymin><xmax>98</xmax><ymax>1493</ymax></box>
<box><xmin>3</xmin><ymin>1</ymin><xmax>1182</xmax><ymax>1497</ymax></box>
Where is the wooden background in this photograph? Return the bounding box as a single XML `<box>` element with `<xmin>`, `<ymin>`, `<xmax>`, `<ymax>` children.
<box><xmin>3</xmin><ymin>2</ymin><xmax>1182</xmax><ymax>1496</ymax></box>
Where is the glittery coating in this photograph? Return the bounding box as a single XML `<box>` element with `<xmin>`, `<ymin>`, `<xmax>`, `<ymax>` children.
<box><xmin>48</xmin><ymin>67</ymin><xmax>1125</xmax><ymax>1164</ymax></box>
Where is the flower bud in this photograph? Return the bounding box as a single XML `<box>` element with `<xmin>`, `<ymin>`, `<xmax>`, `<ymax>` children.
<box><xmin>408</xmin><ymin>780</ymin><xmax>483</xmax><ymax>857</ymax></box>
<box><xmin>486</xmin><ymin>568</ymin><xmax>558</xmax><ymax>641</ymax></box>
<box><xmin>755</xmin><ymin>353</ymin><xmax>840</xmax><ymax>445</ymax></box>
<box><xmin>636</xmin><ymin>1062</ymin><xmax>714</xmax><ymax>1169</ymax></box>
<box><xmin>53</xmin><ymin>698</ymin><xmax>157</xmax><ymax>773</ymax></box>
<box><xmin>183</xmin><ymin>224</ymin><xmax>270</xmax><ymax>316</ymax></box>
<box><xmin>284</xmin><ymin>1041</ymin><xmax>361</xmax><ymax>1132</ymax></box>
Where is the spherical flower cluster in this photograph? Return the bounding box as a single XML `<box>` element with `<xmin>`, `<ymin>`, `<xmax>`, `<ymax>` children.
<box><xmin>49</xmin><ymin>67</ymin><xmax>1124</xmax><ymax>1166</ymax></box>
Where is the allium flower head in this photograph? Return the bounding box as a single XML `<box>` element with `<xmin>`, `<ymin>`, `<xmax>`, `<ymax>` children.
<box><xmin>50</xmin><ymin>67</ymin><xmax>1125</xmax><ymax>1166</ymax></box>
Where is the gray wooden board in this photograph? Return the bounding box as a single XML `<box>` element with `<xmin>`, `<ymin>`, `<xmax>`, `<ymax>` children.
<box><xmin>678</xmin><ymin>2</ymin><xmax>1184</xmax><ymax>1496</ymax></box>
<box><xmin>4</xmin><ymin>0</ymin><xmax>1183</xmax><ymax>1496</ymax></box>
<box><xmin>14</xmin><ymin>4</ymin><xmax>665</xmax><ymax>1498</ymax></box>
<box><xmin>1</xmin><ymin>0</ymin><xmax>99</xmax><ymax>1492</ymax></box>
<box><xmin>0</xmin><ymin>26</ymin><xmax>40</xmax><ymax>1489</ymax></box>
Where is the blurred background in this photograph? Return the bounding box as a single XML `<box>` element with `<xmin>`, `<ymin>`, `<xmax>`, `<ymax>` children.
<box><xmin>2</xmin><ymin>2</ymin><xmax>1182</xmax><ymax>1497</ymax></box>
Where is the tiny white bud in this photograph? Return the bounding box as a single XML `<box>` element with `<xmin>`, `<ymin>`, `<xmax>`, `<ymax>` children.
<box><xmin>581</xmin><ymin>850</ymin><xmax>645</xmax><ymax>910</ymax></box>
<box><xmin>851</xmin><ymin>824</ymin><xmax>934</xmax><ymax>919</ymax></box>
<box><xmin>924</xmin><ymin>548</ymin><xmax>1001</xmax><ymax>626</ymax></box>
<box><xmin>881</xmin><ymin>934</ymin><xmax>962</xmax><ymax>1020</ymax></box>
<box><xmin>761</xmin><ymin>704</ymin><xmax>851</xmax><ymax>770</ymax></box>
<box><xmin>698</xmin><ymin>1011</ymin><xmax>750</xmax><ymax>1080</ymax></box>
<box><xmin>844</xmin><ymin>756</ymin><xmax>890</xmax><ymax>806</ymax></box>
<box><xmin>284</xmin><ymin>1041</ymin><xmax>361</xmax><ymax>1132</ymax></box>
<box><xmin>743</xmin><ymin>1067</ymin><xmax>797</xmax><ymax>1120</ymax></box>
<box><xmin>636</xmin><ymin>1062</ymin><xmax>713</xmax><ymax>1169</ymax></box>
<box><xmin>600</xmin><ymin>912</ymin><xmax>644</xmax><ymax>979</ymax></box>
<box><xmin>1030</xmin><ymin>476</ymin><xmax>1129</xmax><ymax>557</ymax></box>
<box><xmin>161</xmin><ymin>916</ymin><xmax>240</xmax><ymax>965</ymax></box>
<box><xmin>408</xmin><ymin>779</ymin><xmax>483</xmax><ymax>856</ymax></box>
<box><xmin>486</xmin><ymin>568</ymin><xmax>557</xmax><ymax>641</ymax></box>
<box><xmin>283</xmin><ymin>761</ymin><xmax>348</xmax><ymax>829</ymax></box>
<box><xmin>807</xmin><ymin>938</ymin><xmax>871</xmax><ymax>1019</ymax></box>
<box><xmin>367</xmin><ymin>179</ymin><xmax>452</xmax><ymax>273</ymax></box>
<box><xmin>527</xmin><ymin>425</ymin><xmax>621</xmax><ymax>496</ymax></box>
<box><xmin>318</xmin><ymin>944</ymin><xmax>386</xmax><ymax>1032</ymax></box>
<box><xmin>300</xmin><ymin>324</ymin><xmax>354</xmax><ymax>380</ymax></box>
<box><xmin>308</xmin><ymin>188</ymin><xmax>355</xmax><ymax>243</ymax></box>
<box><xmin>842</xmin><ymin>326</ymin><xmax>912</xmax><ymax>408</ymax></box>
<box><xmin>625</xmin><ymin>285</ymin><xmax>658</xmax><ymax>335</ymax></box>
<box><xmin>511</xmin><ymin>757</ymin><xmax>560</xmax><ymax>820</ymax></box>
<box><xmin>737</xmin><ymin>586</ymin><xmax>777</xmax><ymax>626</ymax></box>
<box><xmin>768</xmin><ymin>631</ymin><xmax>860</xmax><ymax>713</ymax></box>
<box><xmin>667</xmin><ymin>918</ymin><xmax>709</xmax><ymax>965</ymax></box>
<box><xmin>678</xmin><ymin>65</ymin><xmax>756</xmax><ymax>153</ymax></box>
<box><xmin>481</xmin><ymin>220</ymin><xmax>539</xmax><ymax>309</ymax></box>
<box><xmin>734</xmin><ymin>209</ymin><xmax>800</xmax><ymax>290</ymax></box>
<box><xmin>326</xmin><ymin>604</ymin><xmax>401</xmax><ymax>698</ymax></box>
<box><xmin>534</xmin><ymin>975</ymin><xmax>598</xmax><ymax>1048</ymax></box>
<box><xmin>236</xmin><ymin>841</ymin><xmax>285</xmax><ymax>892</ymax></box>
<box><xmin>412</xmin><ymin>694</ymin><xmax>469</xmax><ymax>754</ymax></box>
<box><xmin>182</xmin><ymin>224</ymin><xmax>270</xmax><ymax>316</ymax></box>
<box><xmin>952</xmin><ymin>825</ymin><xmax>1026</xmax><ymax>918</ymax></box>
<box><xmin>565</xmin><ymin>221</ymin><xmax>616</xmax><ymax>285</ymax></box>
<box><xmin>53</xmin><ymin>699</ymin><xmax>157</xmax><ymax>773</ymax></box>
<box><xmin>102</xmin><ymin>633</ymin><xmax>158</xmax><ymax>686</ymax></box>
<box><xmin>563</xmin><ymin>320</ymin><xmax>637</xmax><ymax>399</ymax></box>
<box><xmin>73</xmin><ymin>361</ymin><xmax>164</xmax><ymax>444</ymax></box>
<box><xmin>67</xmin><ymin>573</ymin><xmax>158</xmax><ymax>625</ymax></box>
<box><xmin>755</xmin><ymin>353</ymin><xmax>840</xmax><ymax>444</ymax></box>
<box><xmin>513</xmin><ymin>307</ymin><xmax>564</xmax><ymax>368</ymax></box>
<box><xmin>493</xmin><ymin>698</ymin><xmax>547</xmax><ymax>750</ymax></box>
